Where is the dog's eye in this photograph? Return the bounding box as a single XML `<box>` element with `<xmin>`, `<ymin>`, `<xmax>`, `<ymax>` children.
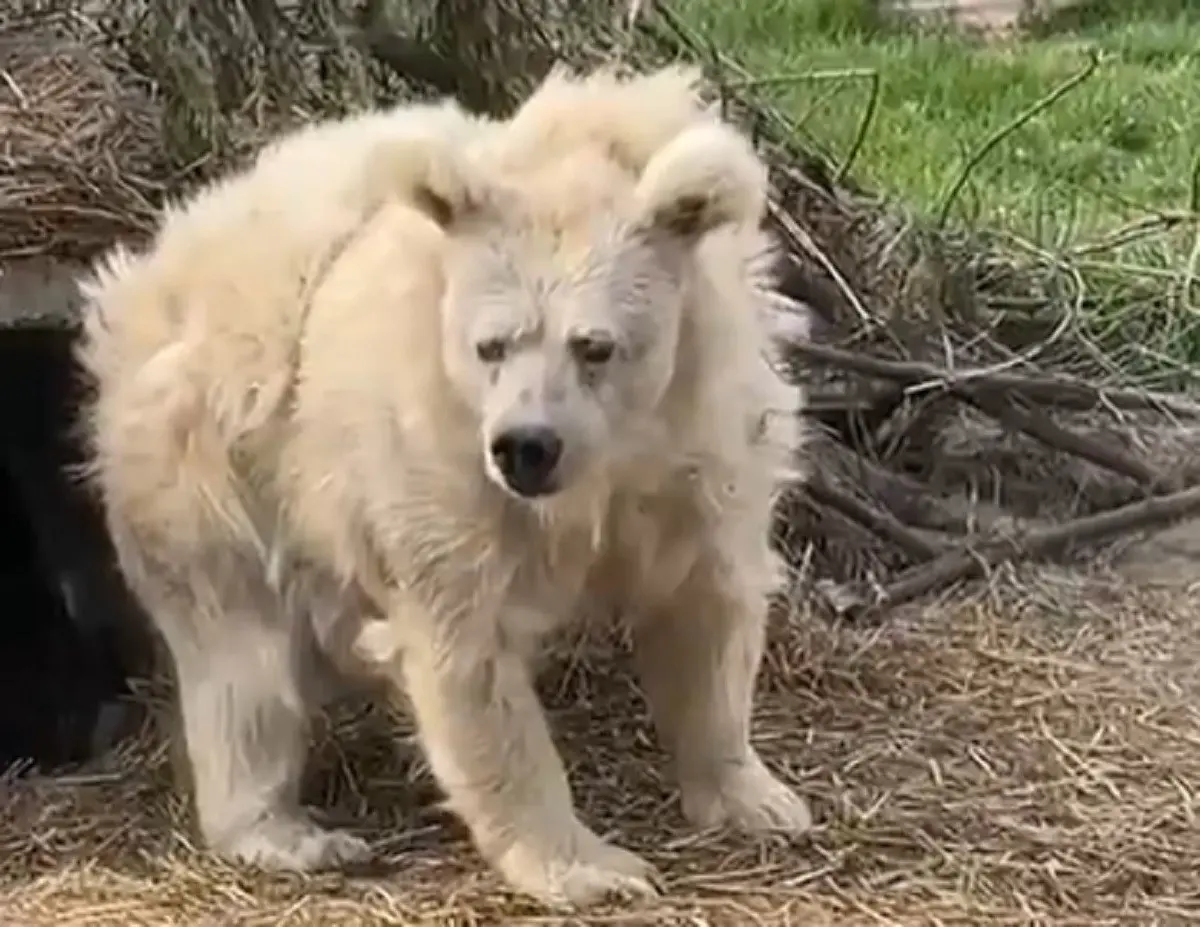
<box><xmin>570</xmin><ymin>337</ymin><xmax>616</xmax><ymax>366</ymax></box>
<box><xmin>476</xmin><ymin>338</ymin><xmax>509</xmax><ymax>364</ymax></box>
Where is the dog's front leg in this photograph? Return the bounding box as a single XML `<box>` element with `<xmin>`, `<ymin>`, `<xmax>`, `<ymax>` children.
<box><xmin>361</xmin><ymin>595</ymin><xmax>660</xmax><ymax>910</ymax></box>
<box><xmin>632</xmin><ymin>542</ymin><xmax>813</xmax><ymax>838</ymax></box>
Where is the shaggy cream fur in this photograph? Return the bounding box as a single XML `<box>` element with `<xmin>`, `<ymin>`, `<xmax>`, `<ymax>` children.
<box><xmin>77</xmin><ymin>65</ymin><xmax>812</xmax><ymax>910</ymax></box>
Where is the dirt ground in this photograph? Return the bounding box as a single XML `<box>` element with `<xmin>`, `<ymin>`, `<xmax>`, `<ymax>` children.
<box><xmin>2</xmin><ymin>566</ymin><xmax>1198</xmax><ymax>926</ymax></box>
<box><xmin>887</xmin><ymin>1</ymin><xmax>1088</xmax><ymax>33</ymax></box>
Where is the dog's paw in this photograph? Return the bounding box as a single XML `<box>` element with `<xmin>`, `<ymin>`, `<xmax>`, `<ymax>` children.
<box><xmin>681</xmin><ymin>753</ymin><xmax>812</xmax><ymax>836</ymax></box>
<box><xmin>216</xmin><ymin>813</ymin><xmax>373</xmax><ymax>872</ymax></box>
<box><xmin>495</xmin><ymin>825</ymin><xmax>661</xmax><ymax>910</ymax></box>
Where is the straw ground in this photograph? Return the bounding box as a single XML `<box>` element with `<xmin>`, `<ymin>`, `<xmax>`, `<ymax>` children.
<box><xmin>3</xmin><ymin>575</ymin><xmax>1200</xmax><ymax>925</ymax></box>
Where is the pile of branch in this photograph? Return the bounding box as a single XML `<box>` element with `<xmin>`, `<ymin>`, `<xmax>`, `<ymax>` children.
<box><xmin>3</xmin><ymin>0</ymin><xmax>1199</xmax><ymax>618</ymax></box>
<box><xmin>777</xmin><ymin>336</ymin><xmax>1200</xmax><ymax>618</ymax></box>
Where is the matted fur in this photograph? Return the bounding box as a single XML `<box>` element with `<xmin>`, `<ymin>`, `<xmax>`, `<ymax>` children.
<box><xmin>75</xmin><ymin>64</ymin><xmax>813</xmax><ymax>910</ymax></box>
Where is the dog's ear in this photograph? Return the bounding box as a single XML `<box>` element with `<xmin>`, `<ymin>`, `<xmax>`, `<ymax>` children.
<box><xmin>359</xmin><ymin>114</ymin><xmax>491</xmax><ymax>230</ymax></box>
<box><xmin>632</xmin><ymin>122</ymin><xmax>768</xmax><ymax>243</ymax></box>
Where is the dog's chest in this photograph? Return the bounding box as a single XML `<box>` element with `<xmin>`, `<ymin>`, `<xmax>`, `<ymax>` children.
<box><xmin>498</xmin><ymin>483</ymin><xmax>707</xmax><ymax>628</ymax></box>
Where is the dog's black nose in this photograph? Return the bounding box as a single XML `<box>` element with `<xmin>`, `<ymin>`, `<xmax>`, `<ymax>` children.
<box><xmin>489</xmin><ymin>426</ymin><xmax>564</xmax><ymax>498</ymax></box>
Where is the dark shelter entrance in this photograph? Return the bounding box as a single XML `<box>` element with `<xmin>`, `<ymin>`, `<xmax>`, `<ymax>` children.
<box><xmin>0</xmin><ymin>262</ymin><xmax>151</xmax><ymax>774</ymax></box>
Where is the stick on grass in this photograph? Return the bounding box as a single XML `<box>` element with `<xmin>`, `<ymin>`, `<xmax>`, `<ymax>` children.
<box><xmin>935</xmin><ymin>49</ymin><xmax>1100</xmax><ymax>229</ymax></box>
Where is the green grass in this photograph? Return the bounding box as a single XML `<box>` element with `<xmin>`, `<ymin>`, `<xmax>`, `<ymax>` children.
<box><xmin>672</xmin><ymin>0</ymin><xmax>1200</xmax><ymax>373</ymax></box>
<box><xmin>675</xmin><ymin>0</ymin><xmax>1200</xmax><ymax>242</ymax></box>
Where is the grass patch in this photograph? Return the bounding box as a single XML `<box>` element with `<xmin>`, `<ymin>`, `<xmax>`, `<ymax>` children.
<box><xmin>674</xmin><ymin>0</ymin><xmax>1200</xmax><ymax>371</ymax></box>
<box><xmin>676</xmin><ymin>0</ymin><xmax>1200</xmax><ymax>235</ymax></box>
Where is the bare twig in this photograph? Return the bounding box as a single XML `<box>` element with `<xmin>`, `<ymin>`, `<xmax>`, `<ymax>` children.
<box><xmin>793</xmin><ymin>341</ymin><xmax>1200</xmax><ymax>419</ymax></box>
<box><xmin>720</xmin><ymin>66</ymin><xmax>882</xmax><ymax>188</ymax></box>
<box><xmin>1190</xmin><ymin>150</ymin><xmax>1200</xmax><ymax>215</ymax></box>
<box><xmin>840</xmin><ymin>482</ymin><xmax>1200</xmax><ymax>620</ymax></box>
<box><xmin>963</xmin><ymin>391</ymin><xmax>1166</xmax><ymax>489</ymax></box>
<box><xmin>772</xmin><ymin>207</ymin><xmax>875</xmax><ymax>328</ymax></box>
<box><xmin>832</xmin><ymin>436</ymin><xmax>978</xmax><ymax>533</ymax></box>
<box><xmin>935</xmin><ymin>49</ymin><xmax>1100</xmax><ymax>228</ymax></box>
<box><xmin>803</xmin><ymin>476</ymin><xmax>944</xmax><ymax>562</ymax></box>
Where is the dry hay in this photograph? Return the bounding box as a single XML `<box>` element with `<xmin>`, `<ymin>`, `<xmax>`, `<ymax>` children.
<box><xmin>0</xmin><ymin>14</ymin><xmax>169</xmax><ymax>262</ymax></box>
<box><xmin>3</xmin><ymin>578</ymin><xmax>1200</xmax><ymax>926</ymax></box>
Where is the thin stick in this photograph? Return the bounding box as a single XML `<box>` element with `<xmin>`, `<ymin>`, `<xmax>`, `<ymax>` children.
<box><xmin>811</xmin><ymin>434</ymin><xmax>976</xmax><ymax>534</ymax></box>
<box><xmin>1190</xmin><ymin>151</ymin><xmax>1200</xmax><ymax>215</ymax></box>
<box><xmin>846</xmin><ymin>482</ymin><xmax>1200</xmax><ymax>619</ymax></box>
<box><xmin>792</xmin><ymin>340</ymin><xmax>1200</xmax><ymax>419</ymax></box>
<box><xmin>835</xmin><ymin>67</ymin><xmax>879</xmax><ymax>184</ymax></box>
<box><xmin>803</xmin><ymin>476</ymin><xmax>944</xmax><ymax>562</ymax></box>
<box><xmin>963</xmin><ymin>391</ymin><xmax>1165</xmax><ymax>489</ymax></box>
<box><xmin>935</xmin><ymin>49</ymin><xmax>1099</xmax><ymax>229</ymax></box>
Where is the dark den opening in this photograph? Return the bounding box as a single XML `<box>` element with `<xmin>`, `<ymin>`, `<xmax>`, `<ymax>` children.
<box><xmin>0</xmin><ymin>326</ymin><xmax>150</xmax><ymax>774</ymax></box>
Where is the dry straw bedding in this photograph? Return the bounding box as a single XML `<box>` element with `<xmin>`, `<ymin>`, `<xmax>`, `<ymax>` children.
<box><xmin>0</xmin><ymin>23</ymin><xmax>168</xmax><ymax>263</ymax></box>
<box><xmin>3</xmin><ymin>577</ymin><xmax>1200</xmax><ymax>926</ymax></box>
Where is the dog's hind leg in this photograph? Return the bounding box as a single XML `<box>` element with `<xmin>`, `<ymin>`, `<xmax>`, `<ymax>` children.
<box><xmin>117</xmin><ymin>535</ymin><xmax>372</xmax><ymax>871</ymax></box>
